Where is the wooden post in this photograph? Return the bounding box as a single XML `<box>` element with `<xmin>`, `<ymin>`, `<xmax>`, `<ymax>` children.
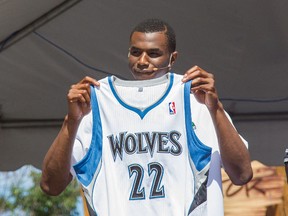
<box><xmin>80</xmin><ymin>188</ymin><xmax>90</xmax><ymax>216</ymax></box>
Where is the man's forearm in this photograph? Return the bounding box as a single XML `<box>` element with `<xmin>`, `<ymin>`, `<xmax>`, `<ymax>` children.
<box><xmin>210</xmin><ymin>103</ymin><xmax>253</xmax><ymax>185</ymax></box>
<box><xmin>40</xmin><ymin>116</ymin><xmax>80</xmax><ymax>195</ymax></box>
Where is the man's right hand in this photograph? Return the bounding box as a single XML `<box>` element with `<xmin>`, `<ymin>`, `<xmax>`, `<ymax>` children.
<box><xmin>67</xmin><ymin>76</ymin><xmax>100</xmax><ymax>122</ymax></box>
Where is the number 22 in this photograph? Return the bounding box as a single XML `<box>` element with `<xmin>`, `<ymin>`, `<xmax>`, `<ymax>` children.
<box><xmin>128</xmin><ymin>162</ymin><xmax>165</xmax><ymax>200</ymax></box>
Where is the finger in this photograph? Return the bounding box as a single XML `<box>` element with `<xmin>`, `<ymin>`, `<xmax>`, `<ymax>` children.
<box><xmin>72</xmin><ymin>82</ymin><xmax>92</xmax><ymax>94</ymax></box>
<box><xmin>182</xmin><ymin>66</ymin><xmax>212</xmax><ymax>82</ymax></box>
<box><xmin>80</xmin><ymin>76</ymin><xmax>100</xmax><ymax>86</ymax></box>
<box><xmin>75</xmin><ymin>93</ymin><xmax>86</xmax><ymax>103</ymax></box>
<box><xmin>186</xmin><ymin>65</ymin><xmax>201</xmax><ymax>74</ymax></box>
<box><xmin>191</xmin><ymin>83</ymin><xmax>215</xmax><ymax>94</ymax></box>
<box><xmin>192</xmin><ymin>77</ymin><xmax>214</xmax><ymax>88</ymax></box>
<box><xmin>68</xmin><ymin>88</ymin><xmax>89</xmax><ymax>103</ymax></box>
<box><xmin>182</xmin><ymin>66</ymin><xmax>199</xmax><ymax>81</ymax></box>
<box><xmin>70</xmin><ymin>83</ymin><xmax>90</xmax><ymax>90</ymax></box>
<box><xmin>191</xmin><ymin>77</ymin><xmax>204</xmax><ymax>87</ymax></box>
<box><xmin>81</xmin><ymin>86</ymin><xmax>91</xmax><ymax>105</ymax></box>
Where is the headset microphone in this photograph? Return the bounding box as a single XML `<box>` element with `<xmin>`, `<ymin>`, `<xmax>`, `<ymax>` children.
<box><xmin>152</xmin><ymin>65</ymin><xmax>171</xmax><ymax>71</ymax></box>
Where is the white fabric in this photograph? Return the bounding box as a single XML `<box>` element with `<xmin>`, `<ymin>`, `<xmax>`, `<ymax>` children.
<box><xmin>71</xmin><ymin>73</ymin><xmax>248</xmax><ymax>216</ymax></box>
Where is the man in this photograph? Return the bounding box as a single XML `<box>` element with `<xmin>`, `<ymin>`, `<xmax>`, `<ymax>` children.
<box><xmin>41</xmin><ymin>18</ymin><xmax>252</xmax><ymax>215</ymax></box>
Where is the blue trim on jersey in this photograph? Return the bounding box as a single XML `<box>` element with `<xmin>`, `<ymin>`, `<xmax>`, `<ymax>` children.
<box><xmin>108</xmin><ymin>73</ymin><xmax>174</xmax><ymax>119</ymax></box>
<box><xmin>184</xmin><ymin>81</ymin><xmax>212</xmax><ymax>171</ymax></box>
<box><xmin>73</xmin><ymin>85</ymin><xmax>103</xmax><ymax>187</ymax></box>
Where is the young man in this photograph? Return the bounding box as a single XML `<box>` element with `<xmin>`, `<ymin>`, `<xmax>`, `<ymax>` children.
<box><xmin>41</xmin><ymin>18</ymin><xmax>252</xmax><ymax>215</ymax></box>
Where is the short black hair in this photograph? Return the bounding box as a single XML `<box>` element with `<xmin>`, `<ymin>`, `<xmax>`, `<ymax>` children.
<box><xmin>130</xmin><ymin>18</ymin><xmax>176</xmax><ymax>53</ymax></box>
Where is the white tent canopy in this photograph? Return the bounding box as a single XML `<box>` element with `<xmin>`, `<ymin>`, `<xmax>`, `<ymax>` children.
<box><xmin>1</xmin><ymin>0</ymin><xmax>288</xmax><ymax>171</ymax></box>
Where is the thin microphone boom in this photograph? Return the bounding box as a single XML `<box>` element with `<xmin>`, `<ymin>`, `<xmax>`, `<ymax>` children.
<box><xmin>142</xmin><ymin>63</ymin><xmax>171</xmax><ymax>72</ymax></box>
<box><xmin>152</xmin><ymin>65</ymin><xmax>171</xmax><ymax>71</ymax></box>
<box><xmin>151</xmin><ymin>54</ymin><xmax>173</xmax><ymax>71</ymax></box>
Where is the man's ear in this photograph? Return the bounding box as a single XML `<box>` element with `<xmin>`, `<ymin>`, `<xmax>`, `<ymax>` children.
<box><xmin>170</xmin><ymin>51</ymin><xmax>178</xmax><ymax>66</ymax></box>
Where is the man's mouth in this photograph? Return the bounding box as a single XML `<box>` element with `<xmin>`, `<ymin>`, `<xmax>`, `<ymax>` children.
<box><xmin>134</xmin><ymin>68</ymin><xmax>155</xmax><ymax>74</ymax></box>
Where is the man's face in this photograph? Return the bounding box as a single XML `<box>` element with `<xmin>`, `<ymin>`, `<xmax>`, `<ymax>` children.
<box><xmin>128</xmin><ymin>31</ymin><xmax>174</xmax><ymax>80</ymax></box>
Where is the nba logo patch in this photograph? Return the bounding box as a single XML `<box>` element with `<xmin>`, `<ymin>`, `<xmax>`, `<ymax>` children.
<box><xmin>169</xmin><ymin>102</ymin><xmax>176</xmax><ymax>115</ymax></box>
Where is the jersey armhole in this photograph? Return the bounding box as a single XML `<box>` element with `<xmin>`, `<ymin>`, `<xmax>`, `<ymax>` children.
<box><xmin>73</xmin><ymin>85</ymin><xmax>103</xmax><ymax>186</ymax></box>
<box><xmin>184</xmin><ymin>81</ymin><xmax>212</xmax><ymax>171</ymax></box>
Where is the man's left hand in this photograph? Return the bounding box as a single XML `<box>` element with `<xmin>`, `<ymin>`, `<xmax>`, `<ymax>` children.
<box><xmin>182</xmin><ymin>65</ymin><xmax>220</xmax><ymax>111</ymax></box>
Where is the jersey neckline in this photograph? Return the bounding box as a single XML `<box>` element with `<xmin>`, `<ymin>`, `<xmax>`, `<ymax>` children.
<box><xmin>108</xmin><ymin>73</ymin><xmax>174</xmax><ymax>119</ymax></box>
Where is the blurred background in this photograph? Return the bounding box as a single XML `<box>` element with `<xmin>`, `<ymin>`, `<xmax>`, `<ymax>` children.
<box><xmin>0</xmin><ymin>0</ymin><xmax>287</xmax><ymax>215</ymax></box>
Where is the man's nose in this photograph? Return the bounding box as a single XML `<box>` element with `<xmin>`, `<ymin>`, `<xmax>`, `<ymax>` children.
<box><xmin>138</xmin><ymin>52</ymin><xmax>149</xmax><ymax>66</ymax></box>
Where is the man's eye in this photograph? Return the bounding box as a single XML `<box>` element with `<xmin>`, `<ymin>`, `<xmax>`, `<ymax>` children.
<box><xmin>148</xmin><ymin>52</ymin><xmax>160</xmax><ymax>58</ymax></box>
<box><xmin>130</xmin><ymin>50</ymin><xmax>141</xmax><ymax>57</ymax></box>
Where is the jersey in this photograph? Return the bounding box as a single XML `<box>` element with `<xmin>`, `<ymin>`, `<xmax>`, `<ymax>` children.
<box><xmin>72</xmin><ymin>73</ymin><xmax>213</xmax><ymax>216</ymax></box>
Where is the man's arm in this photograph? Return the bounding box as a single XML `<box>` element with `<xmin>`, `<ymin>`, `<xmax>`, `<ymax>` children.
<box><xmin>182</xmin><ymin>66</ymin><xmax>253</xmax><ymax>185</ymax></box>
<box><xmin>40</xmin><ymin>77</ymin><xmax>99</xmax><ymax>195</ymax></box>
<box><xmin>208</xmin><ymin>101</ymin><xmax>253</xmax><ymax>185</ymax></box>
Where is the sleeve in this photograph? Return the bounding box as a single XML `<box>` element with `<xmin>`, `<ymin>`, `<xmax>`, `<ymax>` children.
<box><xmin>70</xmin><ymin>111</ymin><xmax>93</xmax><ymax>177</ymax></box>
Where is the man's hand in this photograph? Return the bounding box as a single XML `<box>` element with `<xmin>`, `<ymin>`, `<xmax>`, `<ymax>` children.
<box><xmin>67</xmin><ymin>76</ymin><xmax>100</xmax><ymax>122</ymax></box>
<box><xmin>182</xmin><ymin>65</ymin><xmax>220</xmax><ymax>111</ymax></box>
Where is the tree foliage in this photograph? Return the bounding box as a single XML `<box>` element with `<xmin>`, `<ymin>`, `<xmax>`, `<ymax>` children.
<box><xmin>0</xmin><ymin>170</ymin><xmax>81</xmax><ymax>216</ymax></box>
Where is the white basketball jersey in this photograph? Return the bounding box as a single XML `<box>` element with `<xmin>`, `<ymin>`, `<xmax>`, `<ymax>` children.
<box><xmin>73</xmin><ymin>73</ymin><xmax>212</xmax><ymax>216</ymax></box>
